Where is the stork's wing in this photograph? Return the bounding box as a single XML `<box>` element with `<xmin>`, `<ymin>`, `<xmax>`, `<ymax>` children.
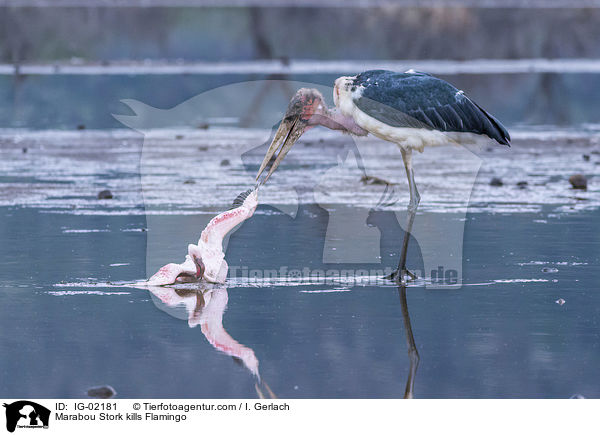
<box><xmin>353</xmin><ymin>70</ymin><xmax>510</xmax><ymax>145</ymax></box>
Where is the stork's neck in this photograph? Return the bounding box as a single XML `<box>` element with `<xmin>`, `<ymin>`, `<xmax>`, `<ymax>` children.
<box><xmin>309</xmin><ymin>108</ymin><xmax>368</xmax><ymax>136</ymax></box>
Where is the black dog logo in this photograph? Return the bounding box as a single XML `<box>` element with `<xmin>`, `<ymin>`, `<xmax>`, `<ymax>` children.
<box><xmin>3</xmin><ymin>401</ymin><xmax>50</xmax><ymax>433</ymax></box>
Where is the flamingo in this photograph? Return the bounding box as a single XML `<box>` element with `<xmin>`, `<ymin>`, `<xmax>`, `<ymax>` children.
<box><xmin>145</xmin><ymin>189</ymin><xmax>258</xmax><ymax>286</ymax></box>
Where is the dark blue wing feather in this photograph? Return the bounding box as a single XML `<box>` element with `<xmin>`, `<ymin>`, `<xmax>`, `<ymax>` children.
<box><xmin>352</xmin><ymin>70</ymin><xmax>510</xmax><ymax>145</ymax></box>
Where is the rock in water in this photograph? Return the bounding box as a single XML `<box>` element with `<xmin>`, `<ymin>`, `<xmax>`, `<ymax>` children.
<box><xmin>569</xmin><ymin>174</ymin><xmax>587</xmax><ymax>190</ymax></box>
<box><xmin>490</xmin><ymin>177</ymin><xmax>503</xmax><ymax>187</ymax></box>
<box><xmin>97</xmin><ymin>190</ymin><xmax>113</xmax><ymax>199</ymax></box>
<box><xmin>87</xmin><ymin>385</ymin><xmax>116</xmax><ymax>399</ymax></box>
<box><xmin>360</xmin><ymin>175</ymin><xmax>394</xmax><ymax>186</ymax></box>
<box><xmin>220</xmin><ymin>159</ymin><xmax>230</xmax><ymax>166</ymax></box>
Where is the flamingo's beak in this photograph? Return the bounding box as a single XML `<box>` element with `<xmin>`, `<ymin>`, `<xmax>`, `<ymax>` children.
<box><xmin>256</xmin><ymin>88</ymin><xmax>323</xmax><ymax>185</ymax></box>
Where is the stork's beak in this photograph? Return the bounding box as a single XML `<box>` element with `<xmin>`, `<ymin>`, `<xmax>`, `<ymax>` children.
<box><xmin>256</xmin><ymin>88</ymin><xmax>325</xmax><ymax>184</ymax></box>
<box><xmin>255</xmin><ymin>116</ymin><xmax>308</xmax><ymax>185</ymax></box>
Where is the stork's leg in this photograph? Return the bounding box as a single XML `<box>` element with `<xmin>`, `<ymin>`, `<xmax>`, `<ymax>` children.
<box><xmin>393</xmin><ymin>209</ymin><xmax>417</xmax><ymax>282</ymax></box>
<box><xmin>388</xmin><ymin>148</ymin><xmax>420</xmax><ymax>283</ymax></box>
<box><xmin>402</xmin><ymin>148</ymin><xmax>421</xmax><ymax>213</ymax></box>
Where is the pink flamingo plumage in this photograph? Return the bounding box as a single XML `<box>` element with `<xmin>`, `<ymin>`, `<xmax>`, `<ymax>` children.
<box><xmin>146</xmin><ymin>189</ymin><xmax>258</xmax><ymax>286</ymax></box>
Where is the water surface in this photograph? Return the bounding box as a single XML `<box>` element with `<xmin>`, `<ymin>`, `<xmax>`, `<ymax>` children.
<box><xmin>1</xmin><ymin>205</ymin><xmax>598</xmax><ymax>398</ymax></box>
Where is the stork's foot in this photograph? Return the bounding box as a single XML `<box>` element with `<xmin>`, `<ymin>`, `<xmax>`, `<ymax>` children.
<box><xmin>386</xmin><ymin>268</ymin><xmax>418</xmax><ymax>284</ymax></box>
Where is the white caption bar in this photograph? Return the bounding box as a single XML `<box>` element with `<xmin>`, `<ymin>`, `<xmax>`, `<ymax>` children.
<box><xmin>0</xmin><ymin>399</ymin><xmax>597</xmax><ymax>435</ymax></box>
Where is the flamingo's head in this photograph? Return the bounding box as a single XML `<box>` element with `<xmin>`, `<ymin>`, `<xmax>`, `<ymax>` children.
<box><xmin>190</xmin><ymin>252</ymin><xmax>205</xmax><ymax>279</ymax></box>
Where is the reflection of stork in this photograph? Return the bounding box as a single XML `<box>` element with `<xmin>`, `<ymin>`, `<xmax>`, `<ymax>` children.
<box><xmin>397</xmin><ymin>281</ymin><xmax>419</xmax><ymax>399</ymax></box>
<box><xmin>144</xmin><ymin>189</ymin><xmax>258</xmax><ymax>285</ymax></box>
<box><xmin>256</xmin><ymin>70</ymin><xmax>510</xmax><ymax>282</ymax></box>
<box><xmin>140</xmin><ymin>284</ymin><xmax>276</xmax><ymax>398</ymax></box>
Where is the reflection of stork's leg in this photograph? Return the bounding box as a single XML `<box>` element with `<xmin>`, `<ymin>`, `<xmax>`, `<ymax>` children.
<box><xmin>388</xmin><ymin>148</ymin><xmax>420</xmax><ymax>283</ymax></box>
<box><xmin>398</xmin><ymin>283</ymin><xmax>420</xmax><ymax>399</ymax></box>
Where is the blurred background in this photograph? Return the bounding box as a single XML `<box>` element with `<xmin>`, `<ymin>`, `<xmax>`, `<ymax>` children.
<box><xmin>2</xmin><ymin>2</ymin><xmax>600</xmax><ymax>130</ymax></box>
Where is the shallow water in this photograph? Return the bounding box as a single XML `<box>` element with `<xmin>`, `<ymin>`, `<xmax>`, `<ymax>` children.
<box><xmin>2</xmin><ymin>128</ymin><xmax>599</xmax><ymax>214</ymax></box>
<box><xmin>1</xmin><ymin>204</ymin><xmax>598</xmax><ymax>398</ymax></box>
<box><xmin>0</xmin><ymin>123</ymin><xmax>598</xmax><ymax>398</ymax></box>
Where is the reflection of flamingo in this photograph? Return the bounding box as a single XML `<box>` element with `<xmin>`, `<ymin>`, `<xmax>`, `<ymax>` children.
<box><xmin>146</xmin><ymin>285</ymin><xmax>260</xmax><ymax>378</ymax></box>
<box><xmin>146</xmin><ymin>189</ymin><xmax>258</xmax><ymax>285</ymax></box>
<box><xmin>142</xmin><ymin>284</ymin><xmax>276</xmax><ymax>398</ymax></box>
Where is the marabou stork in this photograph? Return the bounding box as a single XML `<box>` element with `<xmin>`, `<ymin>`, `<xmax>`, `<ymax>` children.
<box><xmin>256</xmin><ymin>70</ymin><xmax>510</xmax><ymax>282</ymax></box>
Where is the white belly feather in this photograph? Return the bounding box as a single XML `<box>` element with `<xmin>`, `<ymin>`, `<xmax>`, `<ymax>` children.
<box><xmin>351</xmin><ymin>102</ymin><xmax>490</xmax><ymax>152</ymax></box>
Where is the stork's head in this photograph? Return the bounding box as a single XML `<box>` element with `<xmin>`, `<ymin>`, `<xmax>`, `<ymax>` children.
<box><xmin>333</xmin><ymin>76</ymin><xmax>355</xmax><ymax>110</ymax></box>
<box><xmin>256</xmin><ymin>88</ymin><xmax>327</xmax><ymax>184</ymax></box>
